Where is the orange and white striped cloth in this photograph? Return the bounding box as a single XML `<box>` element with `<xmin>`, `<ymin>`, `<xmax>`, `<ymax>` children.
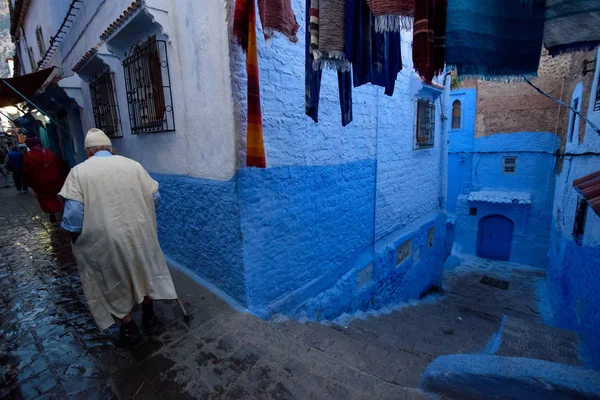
<box><xmin>234</xmin><ymin>0</ymin><xmax>267</xmax><ymax>168</ymax></box>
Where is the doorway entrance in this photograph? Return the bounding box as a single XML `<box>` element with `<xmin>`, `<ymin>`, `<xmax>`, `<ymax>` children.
<box><xmin>477</xmin><ymin>215</ymin><xmax>514</xmax><ymax>261</ymax></box>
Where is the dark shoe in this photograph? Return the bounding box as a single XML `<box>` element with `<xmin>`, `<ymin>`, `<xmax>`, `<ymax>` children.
<box><xmin>142</xmin><ymin>302</ymin><xmax>161</xmax><ymax>334</ymax></box>
<box><xmin>110</xmin><ymin>321</ymin><xmax>144</xmax><ymax>348</ymax></box>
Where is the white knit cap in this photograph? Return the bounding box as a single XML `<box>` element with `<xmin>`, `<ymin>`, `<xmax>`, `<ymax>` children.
<box><xmin>84</xmin><ymin>128</ymin><xmax>112</xmax><ymax>149</ymax></box>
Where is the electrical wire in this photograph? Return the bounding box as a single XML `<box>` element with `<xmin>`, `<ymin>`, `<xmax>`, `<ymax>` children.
<box><xmin>523</xmin><ymin>76</ymin><xmax>600</xmax><ymax>135</ymax></box>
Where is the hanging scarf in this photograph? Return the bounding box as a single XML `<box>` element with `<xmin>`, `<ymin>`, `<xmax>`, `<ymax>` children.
<box><xmin>346</xmin><ymin>0</ymin><xmax>402</xmax><ymax>96</ymax></box>
<box><xmin>413</xmin><ymin>0</ymin><xmax>446</xmax><ymax>83</ymax></box>
<box><xmin>366</xmin><ymin>0</ymin><xmax>414</xmax><ymax>32</ymax></box>
<box><xmin>258</xmin><ymin>0</ymin><xmax>300</xmax><ymax>43</ymax></box>
<box><xmin>312</xmin><ymin>0</ymin><xmax>351</xmax><ymax>70</ymax></box>
<box><xmin>234</xmin><ymin>0</ymin><xmax>267</xmax><ymax>168</ymax></box>
<box><xmin>446</xmin><ymin>0</ymin><xmax>544</xmax><ymax>80</ymax></box>
<box><xmin>306</xmin><ymin>0</ymin><xmax>353</xmax><ymax>126</ymax></box>
<box><xmin>544</xmin><ymin>0</ymin><xmax>600</xmax><ymax>56</ymax></box>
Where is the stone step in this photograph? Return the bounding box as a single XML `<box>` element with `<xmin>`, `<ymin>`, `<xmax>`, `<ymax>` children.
<box><xmin>493</xmin><ymin>315</ymin><xmax>581</xmax><ymax>366</ymax></box>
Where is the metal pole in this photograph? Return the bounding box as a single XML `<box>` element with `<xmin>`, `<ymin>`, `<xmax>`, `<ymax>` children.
<box><xmin>0</xmin><ymin>78</ymin><xmax>65</xmax><ymax>129</ymax></box>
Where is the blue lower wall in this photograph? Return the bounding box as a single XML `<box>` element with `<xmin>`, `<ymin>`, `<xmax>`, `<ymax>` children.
<box><xmin>153</xmin><ymin>174</ymin><xmax>247</xmax><ymax>306</ymax></box>
<box><xmin>548</xmin><ymin>231</ymin><xmax>600</xmax><ymax>369</ymax></box>
<box><xmin>154</xmin><ymin>160</ymin><xmax>447</xmax><ymax>322</ymax></box>
<box><xmin>238</xmin><ymin>160</ymin><xmax>377</xmax><ymax>317</ymax></box>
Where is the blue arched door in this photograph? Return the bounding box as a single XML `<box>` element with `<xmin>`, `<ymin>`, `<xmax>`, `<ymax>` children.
<box><xmin>477</xmin><ymin>215</ymin><xmax>514</xmax><ymax>261</ymax></box>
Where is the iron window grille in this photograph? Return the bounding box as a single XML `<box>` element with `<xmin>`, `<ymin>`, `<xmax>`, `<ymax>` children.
<box><xmin>414</xmin><ymin>99</ymin><xmax>435</xmax><ymax>149</ymax></box>
<box><xmin>503</xmin><ymin>156</ymin><xmax>517</xmax><ymax>174</ymax></box>
<box><xmin>89</xmin><ymin>70</ymin><xmax>122</xmax><ymax>139</ymax></box>
<box><xmin>123</xmin><ymin>36</ymin><xmax>175</xmax><ymax>134</ymax></box>
<box><xmin>594</xmin><ymin>76</ymin><xmax>600</xmax><ymax>112</ymax></box>
<box><xmin>572</xmin><ymin>197</ymin><xmax>588</xmax><ymax>246</ymax></box>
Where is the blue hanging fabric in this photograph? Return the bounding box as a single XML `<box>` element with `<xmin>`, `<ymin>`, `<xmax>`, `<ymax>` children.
<box><xmin>345</xmin><ymin>0</ymin><xmax>402</xmax><ymax>96</ymax></box>
<box><xmin>446</xmin><ymin>0</ymin><xmax>545</xmax><ymax>80</ymax></box>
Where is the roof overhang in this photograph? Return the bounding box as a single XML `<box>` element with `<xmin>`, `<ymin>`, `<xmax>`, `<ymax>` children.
<box><xmin>573</xmin><ymin>171</ymin><xmax>600</xmax><ymax>216</ymax></box>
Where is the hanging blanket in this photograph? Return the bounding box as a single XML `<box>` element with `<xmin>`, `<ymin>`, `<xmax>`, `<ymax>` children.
<box><xmin>446</xmin><ymin>0</ymin><xmax>544</xmax><ymax>80</ymax></box>
<box><xmin>306</xmin><ymin>0</ymin><xmax>353</xmax><ymax>126</ymax></box>
<box><xmin>544</xmin><ymin>0</ymin><xmax>600</xmax><ymax>56</ymax></box>
<box><xmin>346</xmin><ymin>0</ymin><xmax>403</xmax><ymax>96</ymax></box>
<box><xmin>366</xmin><ymin>0</ymin><xmax>415</xmax><ymax>32</ymax></box>
<box><xmin>313</xmin><ymin>0</ymin><xmax>351</xmax><ymax>70</ymax></box>
<box><xmin>234</xmin><ymin>0</ymin><xmax>267</xmax><ymax>168</ymax></box>
<box><xmin>258</xmin><ymin>0</ymin><xmax>300</xmax><ymax>43</ymax></box>
<box><xmin>413</xmin><ymin>0</ymin><xmax>446</xmax><ymax>83</ymax></box>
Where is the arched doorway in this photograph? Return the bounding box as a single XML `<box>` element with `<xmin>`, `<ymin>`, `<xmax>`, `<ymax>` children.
<box><xmin>477</xmin><ymin>215</ymin><xmax>514</xmax><ymax>261</ymax></box>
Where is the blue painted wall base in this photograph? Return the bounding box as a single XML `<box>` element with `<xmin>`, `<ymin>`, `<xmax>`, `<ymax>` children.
<box><xmin>153</xmin><ymin>162</ymin><xmax>447</xmax><ymax>323</ymax></box>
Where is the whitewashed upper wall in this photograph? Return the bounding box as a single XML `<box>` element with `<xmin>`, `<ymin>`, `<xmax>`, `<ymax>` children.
<box><xmin>20</xmin><ymin>0</ymin><xmax>238</xmax><ymax>181</ymax></box>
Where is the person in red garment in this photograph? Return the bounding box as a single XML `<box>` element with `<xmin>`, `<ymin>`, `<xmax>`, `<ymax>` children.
<box><xmin>23</xmin><ymin>137</ymin><xmax>66</xmax><ymax>222</ymax></box>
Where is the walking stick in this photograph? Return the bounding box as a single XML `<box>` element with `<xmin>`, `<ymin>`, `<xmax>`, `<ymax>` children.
<box><xmin>176</xmin><ymin>298</ymin><xmax>190</xmax><ymax>322</ymax></box>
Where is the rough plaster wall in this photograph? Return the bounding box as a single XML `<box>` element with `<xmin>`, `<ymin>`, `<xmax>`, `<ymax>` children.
<box><xmin>17</xmin><ymin>0</ymin><xmax>69</xmax><ymax>74</ymax></box>
<box><xmin>450</xmin><ymin>131</ymin><xmax>558</xmax><ymax>267</ymax></box>
<box><xmin>52</xmin><ymin>0</ymin><xmax>238</xmax><ymax>180</ymax></box>
<box><xmin>232</xmin><ymin>0</ymin><xmax>446</xmax><ymax>318</ymax></box>
<box><xmin>460</xmin><ymin>51</ymin><xmax>572</xmax><ymax>139</ymax></box>
<box><xmin>239</xmin><ymin>161</ymin><xmax>377</xmax><ymax>317</ymax></box>
<box><xmin>549</xmin><ymin>156</ymin><xmax>600</xmax><ymax>369</ymax></box>
<box><xmin>153</xmin><ymin>174</ymin><xmax>246</xmax><ymax>306</ymax></box>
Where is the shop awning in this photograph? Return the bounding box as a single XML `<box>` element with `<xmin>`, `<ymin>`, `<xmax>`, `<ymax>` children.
<box><xmin>573</xmin><ymin>171</ymin><xmax>600</xmax><ymax>216</ymax></box>
<box><xmin>0</xmin><ymin>68</ymin><xmax>58</xmax><ymax>108</ymax></box>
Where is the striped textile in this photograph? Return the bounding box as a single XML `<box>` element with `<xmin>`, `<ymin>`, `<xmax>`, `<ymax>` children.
<box><xmin>544</xmin><ymin>0</ymin><xmax>600</xmax><ymax>56</ymax></box>
<box><xmin>314</xmin><ymin>0</ymin><xmax>350</xmax><ymax>70</ymax></box>
<box><xmin>305</xmin><ymin>0</ymin><xmax>353</xmax><ymax>126</ymax></box>
<box><xmin>413</xmin><ymin>0</ymin><xmax>446</xmax><ymax>83</ymax></box>
<box><xmin>366</xmin><ymin>0</ymin><xmax>415</xmax><ymax>32</ymax></box>
<box><xmin>234</xmin><ymin>0</ymin><xmax>267</xmax><ymax>168</ymax></box>
<box><xmin>310</xmin><ymin>0</ymin><xmax>320</xmax><ymax>56</ymax></box>
<box><xmin>446</xmin><ymin>0</ymin><xmax>544</xmax><ymax>79</ymax></box>
<box><xmin>258</xmin><ymin>0</ymin><xmax>300</xmax><ymax>43</ymax></box>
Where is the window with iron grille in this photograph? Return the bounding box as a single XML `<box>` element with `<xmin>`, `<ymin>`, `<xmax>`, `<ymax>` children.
<box><xmin>572</xmin><ymin>197</ymin><xmax>588</xmax><ymax>246</ymax></box>
<box><xmin>123</xmin><ymin>36</ymin><xmax>175</xmax><ymax>134</ymax></box>
<box><xmin>503</xmin><ymin>156</ymin><xmax>517</xmax><ymax>174</ymax></box>
<box><xmin>35</xmin><ymin>26</ymin><xmax>45</xmax><ymax>56</ymax></box>
<box><xmin>451</xmin><ymin>100</ymin><xmax>461</xmax><ymax>129</ymax></box>
<box><xmin>89</xmin><ymin>70</ymin><xmax>122</xmax><ymax>139</ymax></box>
<box><xmin>415</xmin><ymin>99</ymin><xmax>435</xmax><ymax>149</ymax></box>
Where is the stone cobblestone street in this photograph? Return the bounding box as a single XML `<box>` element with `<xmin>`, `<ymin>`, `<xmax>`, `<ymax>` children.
<box><xmin>0</xmin><ymin>188</ymin><xmax>581</xmax><ymax>399</ymax></box>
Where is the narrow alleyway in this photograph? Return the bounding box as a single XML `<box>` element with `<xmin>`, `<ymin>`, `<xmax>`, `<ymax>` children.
<box><xmin>0</xmin><ymin>188</ymin><xmax>581</xmax><ymax>400</ymax></box>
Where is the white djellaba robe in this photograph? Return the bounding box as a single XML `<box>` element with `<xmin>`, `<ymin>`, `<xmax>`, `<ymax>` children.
<box><xmin>59</xmin><ymin>155</ymin><xmax>177</xmax><ymax>330</ymax></box>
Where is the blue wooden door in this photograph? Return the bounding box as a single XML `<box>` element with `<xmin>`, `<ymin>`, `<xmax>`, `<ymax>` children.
<box><xmin>477</xmin><ymin>215</ymin><xmax>514</xmax><ymax>261</ymax></box>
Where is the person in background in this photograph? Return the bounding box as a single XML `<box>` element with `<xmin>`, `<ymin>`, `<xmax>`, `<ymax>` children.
<box><xmin>4</xmin><ymin>145</ymin><xmax>27</xmax><ymax>192</ymax></box>
<box><xmin>59</xmin><ymin>128</ymin><xmax>177</xmax><ymax>347</ymax></box>
<box><xmin>0</xmin><ymin>145</ymin><xmax>10</xmax><ymax>188</ymax></box>
<box><xmin>23</xmin><ymin>138</ymin><xmax>67</xmax><ymax>222</ymax></box>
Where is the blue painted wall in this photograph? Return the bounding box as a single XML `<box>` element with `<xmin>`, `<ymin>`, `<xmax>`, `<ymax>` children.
<box><xmin>547</xmin><ymin>52</ymin><xmax>600</xmax><ymax>369</ymax></box>
<box><xmin>151</xmin><ymin>1</ymin><xmax>448</xmax><ymax>322</ymax></box>
<box><xmin>447</xmin><ymin>88</ymin><xmax>476</xmax><ymax>213</ymax></box>
<box><xmin>153</xmin><ymin>174</ymin><xmax>247</xmax><ymax>306</ymax></box>
<box><xmin>548</xmin><ymin>156</ymin><xmax>600</xmax><ymax>369</ymax></box>
<box><xmin>447</xmin><ymin>86</ymin><xmax>558</xmax><ymax>267</ymax></box>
